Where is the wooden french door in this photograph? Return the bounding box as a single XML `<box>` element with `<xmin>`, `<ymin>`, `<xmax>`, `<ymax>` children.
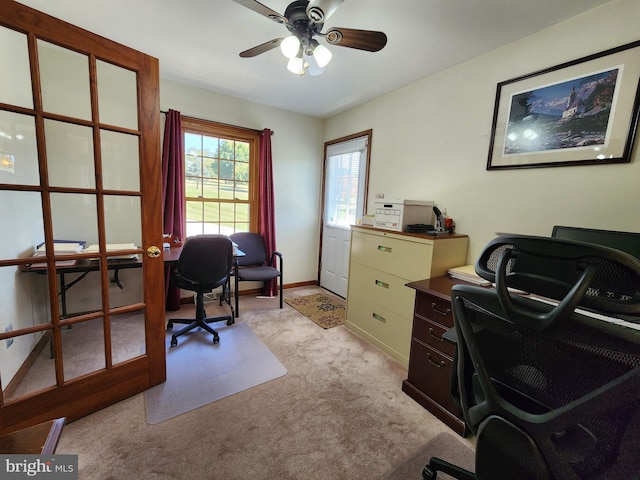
<box><xmin>0</xmin><ymin>1</ymin><xmax>165</xmax><ymax>434</ymax></box>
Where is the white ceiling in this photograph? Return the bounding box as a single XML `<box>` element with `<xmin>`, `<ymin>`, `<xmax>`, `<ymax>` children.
<box><xmin>16</xmin><ymin>0</ymin><xmax>612</xmax><ymax>118</ymax></box>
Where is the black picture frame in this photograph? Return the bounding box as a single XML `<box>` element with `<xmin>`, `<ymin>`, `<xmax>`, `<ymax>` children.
<box><xmin>487</xmin><ymin>40</ymin><xmax>640</xmax><ymax>170</ymax></box>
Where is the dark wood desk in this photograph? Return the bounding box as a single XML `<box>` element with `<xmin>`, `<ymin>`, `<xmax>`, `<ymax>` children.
<box><xmin>162</xmin><ymin>246</ymin><xmax>182</xmax><ymax>265</ymax></box>
<box><xmin>404</xmin><ymin>276</ymin><xmax>472</xmax><ymax>437</ymax></box>
<box><xmin>0</xmin><ymin>417</ymin><xmax>65</xmax><ymax>454</ymax></box>
<box><xmin>163</xmin><ymin>245</ymin><xmax>244</xmax><ymax>264</ymax></box>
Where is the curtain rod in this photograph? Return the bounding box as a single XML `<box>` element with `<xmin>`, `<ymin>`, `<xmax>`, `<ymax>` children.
<box><xmin>160</xmin><ymin>110</ymin><xmax>274</xmax><ymax>135</ymax></box>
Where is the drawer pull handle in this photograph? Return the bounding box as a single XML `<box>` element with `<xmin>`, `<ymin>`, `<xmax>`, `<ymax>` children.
<box><xmin>372</xmin><ymin>313</ymin><xmax>387</xmax><ymax>324</ymax></box>
<box><xmin>427</xmin><ymin>353</ymin><xmax>445</xmax><ymax>368</ymax></box>
<box><xmin>375</xmin><ymin>279</ymin><xmax>389</xmax><ymax>289</ymax></box>
<box><xmin>377</xmin><ymin>245</ymin><xmax>392</xmax><ymax>253</ymax></box>
<box><xmin>429</xmin><ymin>327</ymin><xmax>444</xmax><ymax>342</ymax></box>
<box><xmin>431</xmin><ymin>302</ymin><xmax>451</xmax><ymax>316</ymax></box>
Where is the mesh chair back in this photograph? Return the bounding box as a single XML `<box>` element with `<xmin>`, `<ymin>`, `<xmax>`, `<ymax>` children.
<box><xmin>453</xmin><ymin>235</ymin><xmax>640</xmax><ymax>479</ymax></box>
<box><xmin>475</xmin><ymin>235</ymin><xmax>640</xmax><ymax>330</ymax></box>
<box><xmin>177</xmin><ymin>235</ymin><xmax>233</xmax><ymax>287</ymax></box>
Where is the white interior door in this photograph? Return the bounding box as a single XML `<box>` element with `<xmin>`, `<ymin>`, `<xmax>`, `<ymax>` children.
<box><xmin>320</xmin><ymin>135</ymin><xmax>369</xmax><ymax>298</ymax></box>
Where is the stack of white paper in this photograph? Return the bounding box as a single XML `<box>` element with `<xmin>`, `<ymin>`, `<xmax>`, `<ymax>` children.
<box><xmin>33</xmin><ymin>242</ymin><xmax>84</xmax><ymax>256</ymax></box>
<box><xmin>30</xmin><ymin>242</ymin><xmax>84</xmax><ymax>267</ymax></box>
<box><xmin>84</xmin><ymin>243</ymin><xmax>138</xmax><ymax>260</ymax></box>
<box><xmin>84</xmin><ymin>243</ymin><xmax>137</xmax><ymax>253</ymax></box>
<box><xmin>448</xmin><ymin>264</ymin><xmax>491</xmax><ymax>286</ymax></box>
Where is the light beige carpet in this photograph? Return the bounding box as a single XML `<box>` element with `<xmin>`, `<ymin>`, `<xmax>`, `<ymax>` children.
<box><xmin>144</xmin><ymin>322</ymin><xmax>287</xmax><ymax>424</ymax></box>
<box><xmin>285</xmin><ymin>292</ymin><xmax>345</xmax><ymax>329</ymax></box>
<box><xmin>55</xmin><ymin>287</ymin><xmax>474</xmax><ymax>479</ymax></box>
<box><xmin>380</xmin><ymin>431</ymin><xmax>475</xmax><ymax>480</ymax></box>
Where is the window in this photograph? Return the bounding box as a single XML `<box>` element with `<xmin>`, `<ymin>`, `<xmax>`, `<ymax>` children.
<box><xmin>324</xmin><ymin>135</ymin><xmax>368</xmax><ymax>228</ymax></box>
<box><xmin>182</xmin><ymin>118</ymin><xmax>259</xmax><ymax>237</ymax></box>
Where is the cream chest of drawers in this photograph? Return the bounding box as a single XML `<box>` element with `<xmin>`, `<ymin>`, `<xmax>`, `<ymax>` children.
<box><xmin>345</xmin><ymin>226</ymin><xmax>468</xmax><ymax>367</ymax></box>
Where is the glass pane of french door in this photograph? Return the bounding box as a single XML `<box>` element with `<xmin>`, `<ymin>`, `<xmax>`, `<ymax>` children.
<box><xmin>0</xmin><ymin>111</ymin><xmax>39</xmax><ymax>185</ymax></box>
<box><xmin>37</xmin><ymin>39</ymin><xmax>91</xmax><ymax>120</ymax></box>
<box><xmin>0</xmin><ymin>27</ymin><xmax>32</xmax><ymax>109</ymax></box>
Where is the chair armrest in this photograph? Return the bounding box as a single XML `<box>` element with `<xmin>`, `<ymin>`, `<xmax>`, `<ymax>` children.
<box><xmin>171</xmin><ymin>273</ymin><xmax>200</xmax><ymax>289</ymax></box>
<box><xmin>269</xmin><ymin>251</ymin><xmax>283</xmax><ymax>270</ymax></box>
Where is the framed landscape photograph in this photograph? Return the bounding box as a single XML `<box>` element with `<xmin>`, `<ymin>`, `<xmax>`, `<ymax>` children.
<box><xmin>487</xmin><ymin>40</ymin><xmax>640</xmax><ymax>170</ymax></box>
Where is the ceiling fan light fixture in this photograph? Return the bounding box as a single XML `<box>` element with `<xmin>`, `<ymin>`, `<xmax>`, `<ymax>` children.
<box><xmin>280</xmin><ymin>35</ymin><xmax>300</xmax><ymax>58</ymax></box>
<box><xmin>312</xmin><ymin>42</ymin><xmax>332</xmax><ymax>68</ymax></box>
<box><xmin>303</xmin><ymin>51</ymin><xmax>326</xmax><ymax>76</ymax></box>
<box><xmin>234</xmin><ymin>0</ymin><xmax>387</xmax><ymax>73</ymax></box>
<box><xmin>287</xmin><ymin>54</ymin><xmax>305</xmax><ymax>75</ymax></box>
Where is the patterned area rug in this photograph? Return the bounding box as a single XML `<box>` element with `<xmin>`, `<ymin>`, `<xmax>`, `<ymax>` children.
<box><xmin>285</xmin><ymin>293</ymin><xmax>345</xmax><ymax>329</ymax></box>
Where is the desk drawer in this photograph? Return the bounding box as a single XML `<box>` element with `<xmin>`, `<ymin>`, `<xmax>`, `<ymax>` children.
<box><xmin>348</xmin><ymin>263</ymin><xmax>415</xmax><ymax>319</ymax></box>
<box><xmin>415</xmin><ymin>291</ymin><xmax>454</xmax><ymax>328</ymax></box>
<box><xmin>412</xmin><ymin>315</ymin><xmax>455</xmax><ymax>358</ymax></box>
<box><xmin>351</xmin><ymin>230</ymin><xmax>434</xmax><ymax>280</ymax></box>
<box><xmin>407</xmin><ymin>340</ymin><xmax>461</xmax><ymax>417</ymax></box>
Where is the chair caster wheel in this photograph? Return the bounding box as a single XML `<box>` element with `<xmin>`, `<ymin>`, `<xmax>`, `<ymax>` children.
<box><xmin>170</xmin><ymin>337</ymin><xmax>178</xmax><ymax>347</ymax></box>
<box><xmin>422</xmin><ymin>465</ymin><xmax>437</xmax><ymax>480</ymax></box>
<box><xmin>213</xmin><ymin>334</ymin><xmax>220</xmax><ymax>344</ymax></box>
<box><xmin>167</xmin><ymin>321</ymin><xmax>173</xmax><ymax>331</ymax></box>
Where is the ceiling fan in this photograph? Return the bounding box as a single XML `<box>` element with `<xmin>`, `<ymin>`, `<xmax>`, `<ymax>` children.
<box><xmin>233</xmin><ymin>0</ymin><xmax>388</xmax><ymax>75</ymax></box>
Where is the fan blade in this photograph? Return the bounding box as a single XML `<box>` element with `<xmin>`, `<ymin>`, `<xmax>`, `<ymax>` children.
<box><xmin>233</xmin><ymin>0</ymin><xmax>287</xmax><ymax>24</ymax></box>
<box><xmin>239</xmin><ymin>38</ymin><xmax>284</xmax><ymax>58</ymax></box>
<box><xmin>324</xmin><ymin>27</ymin><xmax>387</xmax><ymax>52</ymax></box>
<box><xmin>306</xmin><ymin>0</ymin><xmax>344</xmax><ymax>23</ymax></box>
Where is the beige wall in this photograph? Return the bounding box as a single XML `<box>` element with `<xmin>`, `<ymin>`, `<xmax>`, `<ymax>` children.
<box><xmin>160</xmin><ymin>80</ymin><xmax>325</xmax><ymax>285</ymax></box>
<box><xmin>323</xmin><ymin>0</ymin><xmax>640</xmax><ymax>263</ymax></box>
<box><xmin>160</xmin><ymin>0</ymin><xmax>639</xmax><ymax>281</ymax></box>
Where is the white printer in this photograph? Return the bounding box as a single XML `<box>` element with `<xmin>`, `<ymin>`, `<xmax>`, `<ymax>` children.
<box><xmin>373</xmin><ymin>199</ymin><xmax>435</xmax><ymax>232</ymax></box>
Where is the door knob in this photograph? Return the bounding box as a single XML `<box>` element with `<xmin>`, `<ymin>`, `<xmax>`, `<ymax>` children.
<box><xmin>146</xmin><ymin>246</ymin><xmax>161</xmax><ymax>258</ymax></box>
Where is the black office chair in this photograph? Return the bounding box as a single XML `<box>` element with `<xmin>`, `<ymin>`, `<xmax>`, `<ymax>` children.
<box><xmin>229</xmin><ymin>232</ymin><xmax>283</xmax><ymax>317</ymax></box>
<box><xmin>423</xmin><ymin>235</ymin><xmax>640</xmax><ymax>480</ymax></box>
<box><xmin>166</xmin><ymin>234</ymin><xmax>235</xmax><ymax>347</ymax></box>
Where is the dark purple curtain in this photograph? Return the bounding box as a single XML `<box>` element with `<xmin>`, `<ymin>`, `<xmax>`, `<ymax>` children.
<box><xmin>259</xmin><ymin>128</ymin><xmax>277</xmax><ymax>296</ymax></box>
<box><xmin>162</xmin><ymin>110</ymin><xmax>185</xmax><ymax>310</ymax></box>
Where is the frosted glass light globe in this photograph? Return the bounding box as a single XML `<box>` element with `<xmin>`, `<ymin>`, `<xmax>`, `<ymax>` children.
<box><xmin>280</xmin><ymin>36</ymin><xmax>300</xmax><ymax>59</ymax></box>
